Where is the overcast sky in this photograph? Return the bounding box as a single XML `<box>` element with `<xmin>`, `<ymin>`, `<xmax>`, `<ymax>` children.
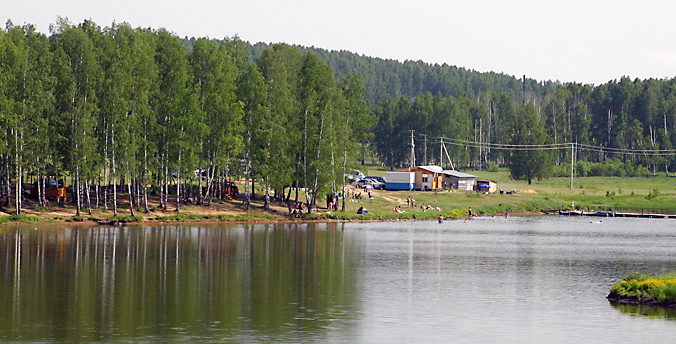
<box><xmin>6</xmin><ymin>0</ymin><xmax>676</xmax><ymax>85</ymax></box>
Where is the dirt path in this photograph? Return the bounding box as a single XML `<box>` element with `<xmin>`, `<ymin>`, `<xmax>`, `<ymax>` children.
<box><xmin>378</xmin><ymin>193</ymin><xmax>407</xmax><ymax>205</ymax></box>
<box><xmin>1</xmin><ymin>192</ymin><xmax>290</xmax><ymax>223</ymax></box>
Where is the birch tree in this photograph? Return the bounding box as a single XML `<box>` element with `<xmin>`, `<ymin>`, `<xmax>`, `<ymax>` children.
<box><xmin>50</xmin><ymin>19</ymin><xmax>100</xmax><ymax>216</ymax></box>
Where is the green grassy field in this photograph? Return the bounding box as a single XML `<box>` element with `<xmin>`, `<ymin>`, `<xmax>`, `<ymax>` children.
<box><xmin>316</xmin><ymin>166</ymin><xmax>676</xmax><ymax>221</ymax></box>
<box><xmin>4</xmin><ymin>166</ymin><xmax>675</xmax><ymax>223</ymax></box>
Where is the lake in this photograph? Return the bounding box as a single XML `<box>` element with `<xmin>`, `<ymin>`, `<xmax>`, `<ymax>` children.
<box><xmin>2</xmin><ymin>216</ymin><xmax>676</xmax><ymax>343</ymax></box>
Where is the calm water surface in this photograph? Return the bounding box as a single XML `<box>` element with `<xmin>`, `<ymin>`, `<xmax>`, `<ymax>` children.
<box><xmin>2</xmin><ymin>216</ymin><xmax>676</xmax><ymax>343</ymax></box>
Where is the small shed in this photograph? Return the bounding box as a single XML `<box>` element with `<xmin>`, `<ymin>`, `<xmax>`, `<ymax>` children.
<box><xmin>394</xmin><ymin>166</ymin><xmax>443</xmax><ymax>191</ymax></box>
<box><xmin>442</xmin><ymin>170</ymin><xmax>476</xmax><ymax>191</ymax></box>
<box><xmin>29</xmin><ymin>178</ymin><xmax>66</xmax><ymax>200</ymax></box>
<box><xmin>475</xmin><ymin>179</ymin><xmax>498</xmax><ymax>194</ymax></box>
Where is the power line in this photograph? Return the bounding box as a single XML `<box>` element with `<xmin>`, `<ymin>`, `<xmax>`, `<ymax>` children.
<box><xmin>435</xmin><ymin>137</ymin><xmax>676</xmax><ymax>156</ymax></box>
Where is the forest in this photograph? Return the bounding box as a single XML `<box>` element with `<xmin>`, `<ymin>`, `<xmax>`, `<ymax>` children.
<box><xmin>0</xmin><ymin>19</ymin><xmax>372</xmax><ymax>216</ymax></box>
<box><xmin>191</xmin><ymin>37</ymin><xmax>676</xmax><ymax>178</ymax></box>
<box><xmin>2</xmin><ymin>19</ymin><xmax>676</xmax><ymax>216</ymax></box>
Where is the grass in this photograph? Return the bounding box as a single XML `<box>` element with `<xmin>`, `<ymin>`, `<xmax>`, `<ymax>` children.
<box><xmin>608</xmin><ymin>272</ymin><xmax>676</xmax><ymax>305</ymax></box>
<box><xmin>3</xmin><ymin>167</ymin><xmax>676</xmax><ymax>224</ymax></box>
<box><xmin>0</xmin><ymin>214</ymin><xmax>45</xmax><ymax>224</ymax></box>
<box><xmin>321</xmin><ymin>166</ymin><xmax>676</xmax><ymax>220</ymax></box>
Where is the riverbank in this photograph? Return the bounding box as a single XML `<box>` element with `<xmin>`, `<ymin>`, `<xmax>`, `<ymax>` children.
<box><xmin>0</xmin><ymin>185</ymin><xmax>541</xmax><ymax>227</ymax></box>
<box><xmin>607</xmin><ymin>273</ymin><xmax>676</xmax><ymax>308</ymax></box>
<box><xmin>2</xmin><ymin>172</ymin><xmax>676</xmax><ymax>226</ymax></box>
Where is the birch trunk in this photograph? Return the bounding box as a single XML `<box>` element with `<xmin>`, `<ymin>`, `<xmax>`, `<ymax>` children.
<box><xmin>85</xmin><ymin>180</ymin><xmax>92</xmax><ymax>215</ymax></box>
<box><xmin>75</xmin><ymin>165</ymin><xmax>81</xmax><ymax>217</ymax></box>
<box><xmin>176</xmin><ymin>149</ymin><xmax>182</xmax><ymax>212</ymax></box>
<box><xmin>127</xmin><ymin>178</ymin><xmax>135</xmax><ymax>216</ymax></box>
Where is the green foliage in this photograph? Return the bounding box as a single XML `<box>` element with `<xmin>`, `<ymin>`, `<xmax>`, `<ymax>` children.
<box><xmin>110</xmin><ymin>215</ymin><xmax>143</xmax><ymax>222</ymax></box>
<box><xmin>646</xmin><ymin>188</ymin><xmax>661</xmax><ymax>200</ymax></box>
<box><xmin>509</xmin><ymin>105</ymin><xmax>555</xmax><ymax>184</ymax></box>
<box><xmin>0</xmin><ymin>214</ymin><xmax>44</xmax><ymax>223</ymax></box>
<box><xmin>486</xmin><ymin>163</ymin><xmax>500</xmax><ymax>172</ymax></box>
<box><xmin>609</xmin><ymin>272</ymin><xmax>676</xmax><ymax>303</ymax></box>
<box><xmin>3</xmin><ymin>17</ymin><xmax>676</xmax><ymax>218</ymax></box>
<box><xmin>565</xmin><ymin>160</ymin><xmax>648</xmax><ymax>178</ymax></box>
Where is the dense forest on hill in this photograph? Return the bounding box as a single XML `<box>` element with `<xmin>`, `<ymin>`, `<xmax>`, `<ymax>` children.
<box><xmin>1</xmin><ymin>19</ymin><xmax>676</xmax><ymax>217</ymax></box>
<box><xmin>185</xmin><ymin>36</ymin><xmax>676</xmax><ymax>177</ymax></box>
<box><xmin>183</xmin><ymin>37</ymin><xmax>560</xmax><ymax>105</ymax></box>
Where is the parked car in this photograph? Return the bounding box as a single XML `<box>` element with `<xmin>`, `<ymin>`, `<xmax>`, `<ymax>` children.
<box><xmin>366</xmin><ymin>176</ymin><xmax>386</xmax><ymax>184</ymax></box>
<box><xmin>356</xmin><ymin>178</ymin><xmax>385</xmax><ymax>190</ymax></box>
<box><xmin>344</xmin><ymin>173</ymin><xmax>358</xmax><ymax>183</ymax></box>
<box><xmin>346</xmin><ymin>169</ymin><xmax>366</xmax><ymax>183</ymax></box>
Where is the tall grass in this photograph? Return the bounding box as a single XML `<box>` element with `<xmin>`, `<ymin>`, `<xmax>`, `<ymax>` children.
<box><xmin>609</xmin><ymin>272</ymin><xmax>676</xmax><ymax>304</ymax></box>
<box><xmin>0</xmin><ymin>214</ymin><xmax>44</xmax><ymax>224</ymax></box>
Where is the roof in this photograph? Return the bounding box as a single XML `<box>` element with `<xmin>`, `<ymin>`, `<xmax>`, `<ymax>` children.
<box><xmin>417</xmin><ymin>165</ymin><xmax>444</xmax><ymax>173</ymax></box>
<box><xmin>393</xmin><ymin>166</ymin><xmax>444</xmax><ymax>173</ymax></box>
<box><xmin>443</xmin><ymin>170</ymin><xmax>476</xmax><ymax>178</ymax></box>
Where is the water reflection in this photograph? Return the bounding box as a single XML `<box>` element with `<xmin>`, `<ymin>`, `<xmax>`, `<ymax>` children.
<box><xmin>0</xmin><ymin>223</ymin><xmax>360</xmax><ymax>342</ymax></box>
<box><xmin>610</xmin><ymin>302</ymin><xmax>676</xmax><ymax>320</ymax></box>
<box><xmin>4</xmin><ymin>217</ymin><xmax>676</xmax><ymax>342</ymax></box>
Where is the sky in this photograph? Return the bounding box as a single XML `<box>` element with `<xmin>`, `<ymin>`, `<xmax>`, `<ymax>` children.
<box><xmin>6</xmin><ymin>0</ymin><xmax>676</xmax><ymax>85</ymax></box>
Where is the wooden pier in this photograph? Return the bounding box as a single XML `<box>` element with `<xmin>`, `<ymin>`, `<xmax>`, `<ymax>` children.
<box><xmin>554</xmin><ymin>209</ymin><xmax>676</xmax><ymax>219</ymax></box>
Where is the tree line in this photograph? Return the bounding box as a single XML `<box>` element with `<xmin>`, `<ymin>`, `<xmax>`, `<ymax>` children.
<box><xmin>184</xmin><ymin>38</ymin><xmax>560</xmax><ymax>106</ymax></box>
<box><xmin>0</xmin><ymin>19</ymin><xmax>372</xmax><ymax>216</ymax></box>
<box><xmin>190</xmin><ymin>36</ymin><xmax>676</xmax><ymax>183</ymax></box>
<box><xmin>370</xmin><ymin>78</ymin><xmax>676</xmax><ymax>181</ymax></box>
<box><xmin>4</xmin><ymin>18</ymin><xmax>676</xmax><ymax>217</ymax></box>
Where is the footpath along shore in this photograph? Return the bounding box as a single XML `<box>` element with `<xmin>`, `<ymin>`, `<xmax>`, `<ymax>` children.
<box><xmin>5</xmin><ymin>182</ymin><xmax>675</xmax><ymax>226</ymax></box>
<box><xmin>0</xmin><ymin>190</ymin><xmax>540</xmax><ymax>227</ymax></box>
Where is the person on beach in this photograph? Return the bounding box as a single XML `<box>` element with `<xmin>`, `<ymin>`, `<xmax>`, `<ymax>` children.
<box><xmin>468</xmin><ymin>207</ymin><xmax>472</xmax><ymax>217</ymax></box>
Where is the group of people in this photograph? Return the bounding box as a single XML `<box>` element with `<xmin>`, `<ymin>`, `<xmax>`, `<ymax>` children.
<box><xmin>345</xmin><ymin>187</ymin><xmax>375</xmax><ymax>203</ymax></box>
<box><xmin>406</xmin><ymin>196</ymin><xmax>416</xmax><ymax>208</ymax></box>
<box><xmin>419</xmin><ymin>203</ymin><xmax>442</xmax><ymax>212</ymax></box>
<box><xmin>287</xmin><ymin>201</ymin><xmax>307</xmax><ymax>217</ymax></box>
<box><xmin>326</xmin><ymin>194</ymin><xmax>339</xmax><ymax>211</ymax></box>
<box><xmin>392</xmin><ymin>205</ymin><xmax>406</xmax><ymax>213</ymax></box>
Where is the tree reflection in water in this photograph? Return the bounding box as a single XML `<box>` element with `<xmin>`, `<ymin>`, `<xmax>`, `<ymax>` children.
<box><xmin>0</xmin><ymin>223</ymin><xmax>361</xmax><ymax>342</ymax></box>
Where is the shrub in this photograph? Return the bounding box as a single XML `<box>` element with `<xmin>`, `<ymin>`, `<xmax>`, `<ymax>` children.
<box><xmin>609</xmin><ymin>272</ymin><xmax>676</xmax><ymax>303</ymax></box>
<box><xmin>0</xmin><ymin>214</ymin><xmax>44</xmax><ymax>224</ymax></box>
<box><xmin>573</xmin><ymin>160</ymin><xmax>648</xmax><ymax>177</ymax></box>
<box><xmin>646</xmin><ymin>188</ymin><xmax>661</xmax><ymax>200</ymax></box>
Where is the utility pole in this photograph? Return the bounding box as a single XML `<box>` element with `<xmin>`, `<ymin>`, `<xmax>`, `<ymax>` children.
<box><xmin>522</xmin><ymin>75</ymin><xmax>526</xmax><ymax>105</ymax></box>
<box><xmin>422</xmin><ymin>134</ymin><xmax>427</xmax><ymax>166</ymax></box>
<box><xmin>570</xmin><ymin>142</ymin><xmax>575</xmax><ymax>190</ymax></box>
<box><xmin>440</xmin><ymin>137</ymin><xmax>444</xmax><ymax>169</ymax></box>
<box><xmin>441</xmin><ymin>139</ymin><xmax>455</xmax><ymax>171</ymax></box>
<box><xmin>478</xmin><ymin>119</ymin><xmax>482</xmax><ymax>171</ymax></box>
<box><xmin>410</xmin><ymin>130</ymin><xmax>415</xmax><ymax>168</ymax></box>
